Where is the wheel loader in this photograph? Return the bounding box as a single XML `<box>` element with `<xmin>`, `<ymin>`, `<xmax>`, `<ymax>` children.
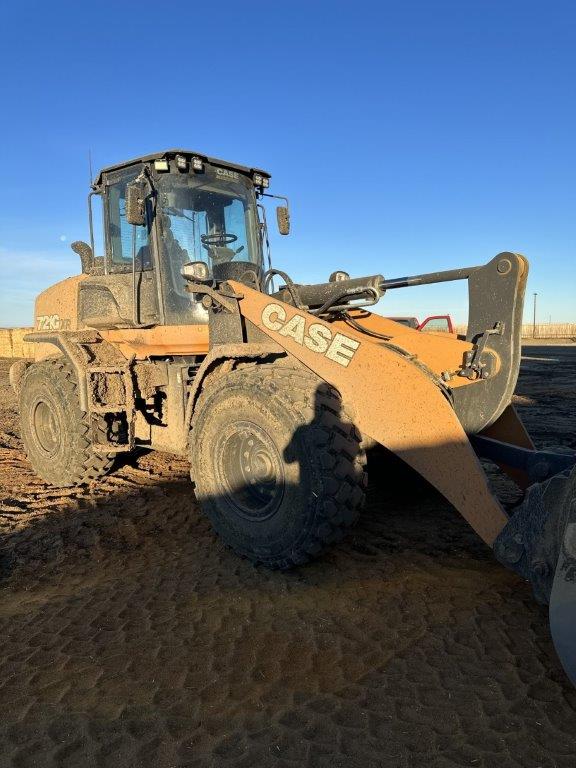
<box><xmin>10</xmin><ymin>149</ymin><xmax>576</xmax><ymax>685</ymax></box>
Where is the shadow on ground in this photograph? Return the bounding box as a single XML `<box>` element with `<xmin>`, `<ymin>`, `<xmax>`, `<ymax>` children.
<box><xmin>0</xmin><ymin>350</ymin><xmax>575</xmax><ymax>767</ymax></box>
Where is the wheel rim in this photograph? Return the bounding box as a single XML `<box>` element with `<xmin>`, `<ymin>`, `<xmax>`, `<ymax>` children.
<box><xmin>215</xmin><ymin>420</ymin><xmax>285</xmax><ymax>520</ymax></box>
<box><xmin>32</xmin><ymin>399</ymin><xmax>60</xmax><ymax>454</ymax></box>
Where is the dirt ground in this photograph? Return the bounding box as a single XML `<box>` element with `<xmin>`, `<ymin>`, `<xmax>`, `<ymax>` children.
<box><xmin>0</xmin><ymin>347</ymin><xmax>575</xmax><ymax>768</ymax></box>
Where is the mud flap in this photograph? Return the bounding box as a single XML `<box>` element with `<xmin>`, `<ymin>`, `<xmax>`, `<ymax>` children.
<box><xmin>495</xmin><ymin>466</ymin><xmax>576</xmax><ymax>684</ymax></box>
<box><xmin>550</xmin><ymin>522</ymin><xmax>576</xmax><ymax>686</ymax></box>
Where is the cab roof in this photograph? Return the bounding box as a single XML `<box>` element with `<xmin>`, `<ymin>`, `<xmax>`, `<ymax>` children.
<box><xmin>93</xmin><ymin>148</ymin><xmax>270</xmax><ymax>189</ymax></box>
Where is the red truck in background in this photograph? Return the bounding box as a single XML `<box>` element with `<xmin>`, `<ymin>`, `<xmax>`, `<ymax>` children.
<box><xmin>387</xmin><ymin>315</ymin><xmax>454</xmax><ymax>332</ymax></box>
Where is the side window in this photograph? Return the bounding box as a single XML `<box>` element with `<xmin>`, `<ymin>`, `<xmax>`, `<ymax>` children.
<box><xmin>91</xmin><ymin>194</ymin><xmax>105</xmax><ymax>257</ymax></box>
<box><xmin>106</xmin><ymin>172</ymin><xmax>151</xmax><ymax>272</ymax></box>
<box><xmin>223</xmin><ymin>198</ymin><xmax>249</xmax><ymax>255</ymax></box>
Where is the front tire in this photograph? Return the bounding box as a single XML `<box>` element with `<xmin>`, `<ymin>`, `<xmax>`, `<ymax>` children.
<box><xmin>19</xmin><ymin>360</ymin><xmax>114</xmax><ymax>486</ymax></box>
<box><xmin>190</xmin><ymin>365</ymin><xmax>367</xmax><ymax>569</ymax></box>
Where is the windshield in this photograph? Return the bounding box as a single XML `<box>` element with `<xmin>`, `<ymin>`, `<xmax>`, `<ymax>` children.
<box><xmin>157</xmin><ymin>170</ymin><xmax>261</xmax><ymax>320</ymax></box>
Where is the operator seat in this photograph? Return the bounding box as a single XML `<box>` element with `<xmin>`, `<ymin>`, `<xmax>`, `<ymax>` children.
<box><xmin>161</xmin><ymin>214</ymin><xmax>193</xmax><ymax>309</ymax></box>
<box><xmin>162</xmin><ymin>216</ymin><xmax>189</xmax><ymax>276</ymax></box>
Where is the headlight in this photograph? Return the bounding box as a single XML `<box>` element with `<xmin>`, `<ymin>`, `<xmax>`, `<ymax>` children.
<box><xmin>181</xmin><ymin>261</ymin><xmax>210</xmax><ymax>282</ymax></box>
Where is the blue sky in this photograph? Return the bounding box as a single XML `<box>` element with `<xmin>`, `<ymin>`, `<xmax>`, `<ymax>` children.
<box><xmin>0</xmin><ymin>0</ymin><xmax>575</xmax><ymax>326</ymax></box>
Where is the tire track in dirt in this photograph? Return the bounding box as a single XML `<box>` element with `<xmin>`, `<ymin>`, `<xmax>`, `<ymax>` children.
<box><xmin>0</xmin><ymin>351</ymin><xmax>575</xmax><ymax>767</ymax></box>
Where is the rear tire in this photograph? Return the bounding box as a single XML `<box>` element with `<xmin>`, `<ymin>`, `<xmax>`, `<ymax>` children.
<box><xmin>19</xmin><ymin>360</ymin><xmax>114</xmax><ymax>486</ymax></box>
<box><xmin>190</xmin><ymin>365</ymin><xmax>367</xmax><ymax>569</ymax></box>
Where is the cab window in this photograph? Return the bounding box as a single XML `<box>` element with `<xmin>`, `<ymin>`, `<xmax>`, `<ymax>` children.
<box><xmin>106</xmin><ymin>170</ymin><xmax>151</xmax><ymax>272</ymax></box>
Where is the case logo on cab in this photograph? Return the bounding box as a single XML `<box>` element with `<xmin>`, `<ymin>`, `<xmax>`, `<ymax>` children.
<box><xmin>216</xmin><ymin>168</ymin><xmax>239</xmax><ymax>181</ymax></box>
<box><xmin>261</xmin><ymin>303</ymin><xmax>360</xmax><ymax>367</ymax></box>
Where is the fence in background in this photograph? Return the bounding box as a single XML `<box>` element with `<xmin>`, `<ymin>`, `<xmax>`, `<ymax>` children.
<box><xmin>453</xmin><ymin>323</ymin><xmax>576</xmax><ymax>339</ymax></box>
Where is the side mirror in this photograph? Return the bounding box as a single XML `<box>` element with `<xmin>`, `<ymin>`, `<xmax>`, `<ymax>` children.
<box><xmin>125</xmin><ymin>181</ymin><xmax>147</xmax><ymax>226</ymax></box>
<box><xmin>276</xmin><ymin>205</ymin><xmax>290</xmax><ymax>235</ymax></box>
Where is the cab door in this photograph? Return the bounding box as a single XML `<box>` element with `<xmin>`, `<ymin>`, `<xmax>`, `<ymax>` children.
<box><xmin>78</xmin><ymin>166</ymin><xmax>161</xmax><ymax>329</ymax></box>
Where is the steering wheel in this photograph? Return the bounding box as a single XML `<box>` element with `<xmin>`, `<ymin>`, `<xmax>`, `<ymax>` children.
<box><xmin>201</xmin><ymin>232</ymin><xmax>238</xmax><ymax>249</ymax></box>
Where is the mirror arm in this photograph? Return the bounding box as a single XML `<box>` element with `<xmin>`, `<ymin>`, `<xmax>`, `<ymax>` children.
<box><xmin>260</xmin><ymin>192</ymin><xmax>290</xmax><ymax>210</ymax></box>
<box><xmin>257</xmin><ymin>203</ymin><xmax>272</xmax><ymax>271</ymax></box>
<box><xmin>261</xmin><ymin>193</ymin><xmax>291</xmax><ymax>236</ymax></box>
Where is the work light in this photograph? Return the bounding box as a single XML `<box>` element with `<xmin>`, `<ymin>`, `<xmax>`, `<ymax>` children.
<box><xmin>154</xmin><ymin>158</ymin><xmax>169</xmax><ymax>172</ymax></box>
<box><xmin>175</xmin><ymin>154</ymin><xmax>188</xmax><ymax>171</ymax></box>
<box><xmin>253</xmin><ymin>173</ymin><xmax>270</xmax><ymax>188</ymax></box>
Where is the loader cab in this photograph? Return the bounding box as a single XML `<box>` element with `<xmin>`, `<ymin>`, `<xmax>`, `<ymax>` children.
<box><xmin>80</xmin><ymin>150</ymin><xmax>268</xmax><ymax>329</ymax></box>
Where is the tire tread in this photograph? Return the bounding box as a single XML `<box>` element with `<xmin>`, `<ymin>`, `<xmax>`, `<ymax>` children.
<box><xmin>20</xmin><ymin>359</ymin><xmax>114</xmax><ymax>486</ymax></box>
<box><xmin>192</xmin><ymin>364</ymin><xmax>367</xmax><ymax>569</ymax></box>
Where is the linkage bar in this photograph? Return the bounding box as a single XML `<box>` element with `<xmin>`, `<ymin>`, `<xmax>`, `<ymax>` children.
<box><xmin>381</xmin><ymin>265</ymin><xmax>480</xmax><ymax>290</ymax></box>
<box><xmin>471</xmin><ymin>434</ymin><xmax>576</xmax><ymax>483</ymax></box>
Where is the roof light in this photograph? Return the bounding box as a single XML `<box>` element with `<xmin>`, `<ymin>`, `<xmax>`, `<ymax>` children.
<box><xmin>191</xmin><ymin>156</ymin><xmax>204</xmax><ymax>172</ymax></box>
<box><xmin>175</xmin><ymin>154</ymin><xmax>188</xmax><ymax>171</ymax></box>
<box><xmin>154</xmin><ymin>158</ymin><xmax>169</xmax><ymax>172</ymax></box>
<box><xmin>253</xmin><ymin>173</ymin><xmax>270</xmax><ymax>188</ymax></box>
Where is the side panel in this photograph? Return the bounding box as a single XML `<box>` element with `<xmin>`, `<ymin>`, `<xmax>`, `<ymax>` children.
<box><xmin>33</xmin><ymin>275</ymin><xmax>87</xmax><ymax>360</ymax></box>
<box><xmin>78</xmin><ymin>272</ymin><xmax>159</xmax><ymax>328</ymax></box>
<box><xmin>231</xmin><ymin>282</ymin><xmax>509</xmax><ymax>546</ymax></box>
<box><xmin>99</xmin><ymin>325</ymin><xmax>209</xmax><ymax>358</ymax></box>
